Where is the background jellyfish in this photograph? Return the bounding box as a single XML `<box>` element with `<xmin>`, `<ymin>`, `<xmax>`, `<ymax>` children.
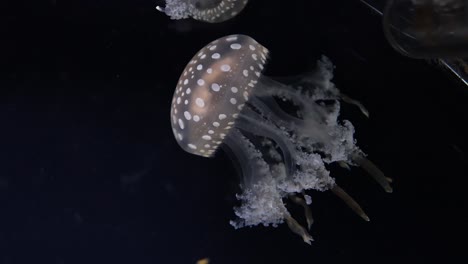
<box><xmin>156</xmin><ymin>0</ymin><xmax>249</xmax><ymax>23</ymax></box>
<box><xmin>170</xmin><ymin>34</ymin><xmax>392</xmax><ymax>244</ymax></box>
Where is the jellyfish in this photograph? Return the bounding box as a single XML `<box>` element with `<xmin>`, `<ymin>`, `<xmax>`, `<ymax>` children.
<box><xmin>170</xmin><ymin>34</ymin><xmax>392</xmax><ymax>244</ymax></box>
<box><xmin>156</xmin><ymin>0</ymin><xmax>249</xmax><ymax>23</ymax></box>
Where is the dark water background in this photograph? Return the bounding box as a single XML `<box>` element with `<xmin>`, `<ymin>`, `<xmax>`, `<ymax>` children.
<box><xmin>1</xmin><ymin>0</ymin><xmax>467</xmax><ymax>263</ymax></box>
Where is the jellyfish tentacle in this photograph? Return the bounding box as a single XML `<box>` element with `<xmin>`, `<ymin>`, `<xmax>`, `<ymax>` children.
<box><xmin>299</xmin><ymin>55</ymin><xmax>336</xmax><ymax>86</ymax></box>
<box><xmin>225</xmin><ymin>118</ymin><xmax>319</xmax><ymax>244</ymax></box>
<box><xmin>254</xmin><ymin>82</ymin><xmax>356</xmax><ymax>164</ymax></box>
<box><xmin>237</xmin><ymin>107</ymin><xmax>297</xmax><ymax>177</ymax></box>
<box><xmin>248</xmin><ymin>95</ymin><xmax>302</xmax><ymax>130</ymax></box>
<box><xmin>340</xmin><ymin>93</ymin><xmax>370</xmax><ymax>118</ymax></box>
<box><xmin>256</xmin><ymin>77</ymin><xmax>338</xmax><ymax>128</ymax></box>
<box><xmin>285</xmin><ymin>214</ymin><xmax>314</xmax><ymax>245</ymax></box>
<box><xmin>331</xmin><ymin>185</ymin><xmax>370</xmax><ymax>222</ymax></box>
<box><xmin>352</xmin><ymin>153</ymin><xmax>393</xmax><ymax>193</ymax></box>
<box><xmin>254</xmin><ymin>93</ymin><xmax>332</xmax><ymax>146</ymax></box>
<box><xmin>223</xmin><ymin>129</ymin><xmax>257</xmax><ymax>186</ymax></box>
<box><xmin>252</xmin><ymin>83</ymin><xmax>331</xmax><ymax>144</ymax></box>
<box><xmin>224</xmin><ymin>130</ymin><xmax>292</xmax><ymax>229</ymax></box>
<box><xmin>290</xmin><ymin>195</ymin><xmax>314</xmax><ymax>230</ymax></box>
<box><xmin>255</xmin><ymin>76</ymin><xmax>311</xmax><ymax>106</ymax></box>
<box><xmin>338</xmin><ymin>161</ymin><xmax>352</xmax><ymax>170</ymax></box>
<box><xmin>155</xmin><ymin>5</ymin><xmax>165</xmax><ymax>12</ymax></box>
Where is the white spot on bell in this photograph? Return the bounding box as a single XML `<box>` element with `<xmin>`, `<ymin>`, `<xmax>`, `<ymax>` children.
<box><xmin>188</xmin><ymin>144</ymin><xmax>197</xmax><ymax>149</ymax></box>
<box><xmin>230</xmin><ymin>43</ymin><xmax>241</xmax><ymax>50</ymax></box>
<box><xmin>184</xmin><ymin>111</ymin><xmax>192</xmax><ymax>120</ymax></box>
<box><xmin>178</xmin><ymin>119</ymin><xmax>184</xmax><ymax>129</ymax></box>
<box><xmin>226</xmin><ymin>36</ymin><xmax>238</xmax><ymax>41</ymax></box>
<box><xmin>243</xmin><ymin>91</ymin><xmax>249</xmax><ymax>100</ymax></box>
<box><xmin>196</xmin><ymin>98</ymin><xmax>205</xmax><ymax>107</ymax></box>
<box><xmin>221</xmin><ymin>64</ymin><xmax>231</xmax><ymax>72</ymax></box>
<box><xmin>211</xmin><ymin>83</ymin><xmax>220</xmax><ymax>92</ymax></box>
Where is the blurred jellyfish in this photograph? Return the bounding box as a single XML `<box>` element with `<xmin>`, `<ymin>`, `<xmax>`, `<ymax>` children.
<box><xmin>170</xmin><ymin>34</ymin><xmax>392</xmax><ymax>244</ymax></box>
<box><xmin>383</xmin><ymin>0</ymin><xmax>468</xmax><ymax>58</ymax></box>
<box><xmin>157</xmin><ymin>0</ymin><xmax>249</xmax><ymax>23</ymax></box>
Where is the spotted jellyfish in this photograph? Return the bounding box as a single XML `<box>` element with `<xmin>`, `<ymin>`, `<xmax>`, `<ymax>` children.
<box><xmin>156</xmin><ymin>0</ymin><xmax>249</xmax><ymax>23</ymax></box>
<box><xmin>170</xmin><ymin>34</ymin><xmax>392</xmax><ymax>244</ymax></box>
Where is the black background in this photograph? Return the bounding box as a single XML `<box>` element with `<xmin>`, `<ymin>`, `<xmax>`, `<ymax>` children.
<box><xmin>1</xmin><ymin>0</ymin><xmax>467</xmax><ymax>263</ymax></box>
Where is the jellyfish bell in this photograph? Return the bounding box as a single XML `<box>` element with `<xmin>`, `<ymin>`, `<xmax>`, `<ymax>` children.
<box><xmin>157</xmin><ymin>0</ymin><xmax>249</xmax><ymax>23</ymax></box>
<box><xmin>170</xmin><ymin>34</ymin><xmax>392</xmax><ymax>244</ymax></box>
<box><xmin>170</xmin><ymin>34</ymin><xmax>267</xmax><ymax>157</ymax></box>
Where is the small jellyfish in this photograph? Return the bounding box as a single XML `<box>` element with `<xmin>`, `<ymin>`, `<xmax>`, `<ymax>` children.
<box><xmin>170</xmin><ymin>34</ymin><xmax>392</xmax><ymax>244</ymax></box>
<box><xmin>156</xmin><ymin>0</ymin><xmax>249</xmax><ymax>23</ymax></box>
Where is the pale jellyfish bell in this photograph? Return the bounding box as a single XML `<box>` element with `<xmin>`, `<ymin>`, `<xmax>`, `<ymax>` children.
<box><xmin>170</xmin><ymin>34</ymin><xmax>392</xmax><ymax>244</ymax></box>
<box><xmin>156</xmin><ymin>0</ymin><xmax>249</xmax><ymax>23</ymax></box>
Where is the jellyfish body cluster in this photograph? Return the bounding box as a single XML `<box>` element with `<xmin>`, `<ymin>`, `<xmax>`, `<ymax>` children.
<box><xmin>170</xmin><ymin>34</ymin><xmax>392</xmax><ymax>244</ymax></box>
<box><xmin>157</xmin><ymin>0</ymin><xmax>249</xmax><ymax>23</ymax></box>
